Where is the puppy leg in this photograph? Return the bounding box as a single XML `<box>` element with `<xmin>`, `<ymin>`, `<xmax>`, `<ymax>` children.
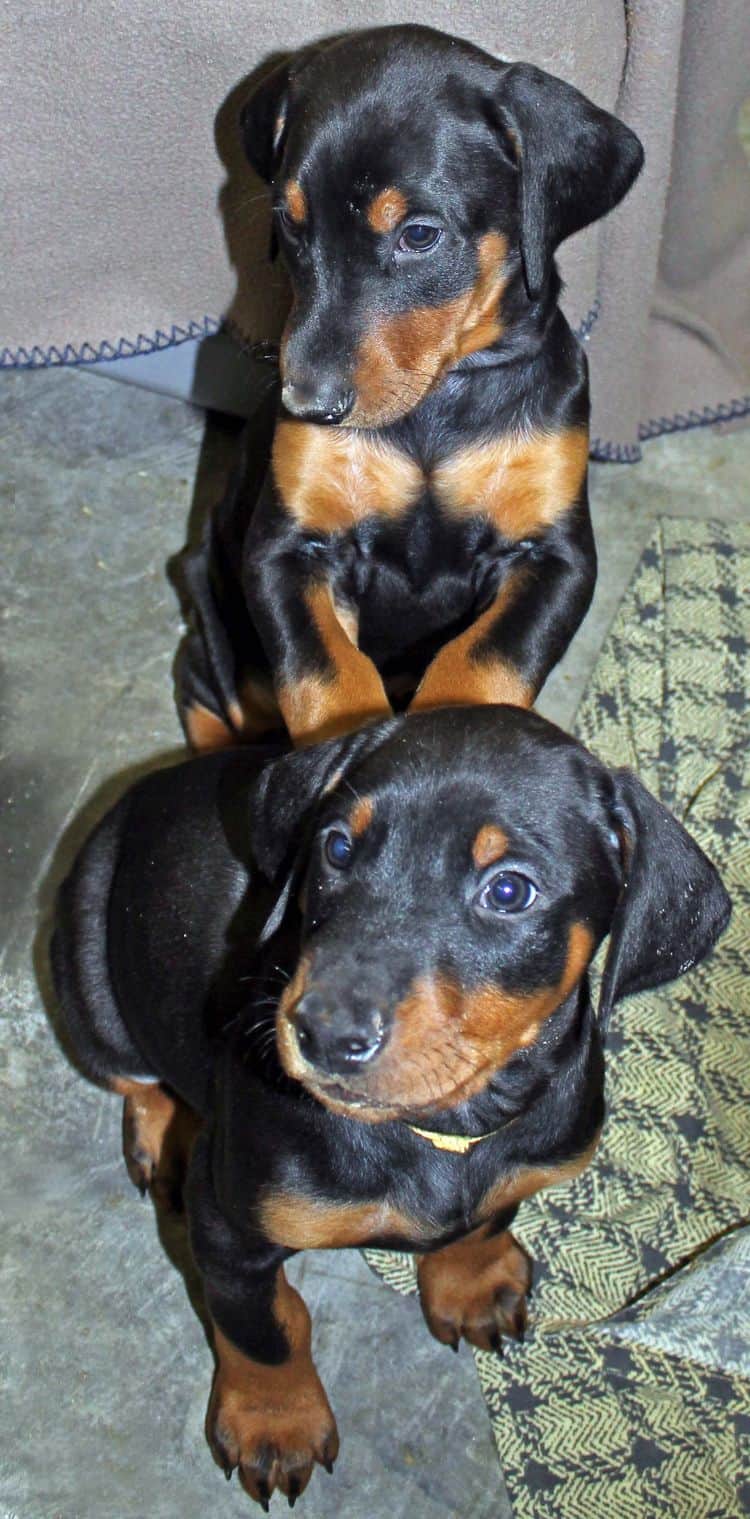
<box><xmin>417</xmin><ymin>1220</ymin><xmax>532</xmax><ymax>1353</ymax></box>
<box><xmin>245</xmin><ymin>549</ymin><xmax>392</xmax><ymax>746</ymax></box>
<box><xmin>111</xmin><ymin>1078</ymin><xmax>200</xmax><ymax>1211</ymax></box>
<box><xmin>187</xmin><ymin>1135</ymin><xmax>338</xmax><ymax>1508</ymax></box>
<box><xmin>411</xmin><ymin>503</ymin><xmax>595</xmax><ymax>712</ymax></box>
<box><xmin>177</xmin><ymin>629</ymin><xmax>281</xmax><ymax>753</ymax></box>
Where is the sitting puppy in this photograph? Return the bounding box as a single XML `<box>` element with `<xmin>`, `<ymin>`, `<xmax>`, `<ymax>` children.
<box><xmin>178</xmin><ymin>24</ymin><xmax>644</xmax><ymax>750</ymax></box>
<box><xmin>51</xmin><ymin>708</ymin><xmax>729</xmax><ymax>1508</ymax></box>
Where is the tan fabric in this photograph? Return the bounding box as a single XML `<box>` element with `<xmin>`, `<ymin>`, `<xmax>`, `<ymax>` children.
<box><xmin>2</xmin><ymin>3</ymin><xmax>748</xmax><ymax>454</ymax></box>
<box><xmin>366</xmin><ymin>516</ymin><xmax>750</xmax><ymax>1516</ymax></box>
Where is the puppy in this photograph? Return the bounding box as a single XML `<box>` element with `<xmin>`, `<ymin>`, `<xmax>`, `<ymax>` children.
<box><xmin>177</xmin><ymin>25</ymin><xmax>644</xmax><ymax>749</ymax></box>
<box><xmin>51</xmin><ymin>707</ymin><xmax>728</xmax><ymax>1507</ymax></box>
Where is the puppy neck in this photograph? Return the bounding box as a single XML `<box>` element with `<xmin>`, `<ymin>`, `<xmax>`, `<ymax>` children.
<box><xmin>450</xmin><ymin>259</ymin><xmax>564</xmax><ymax>374</ymax></box>
<box><xmin>401</xmin><ymin>978</ymin><xmax>597</xmax><ymax>1141</ymax></box>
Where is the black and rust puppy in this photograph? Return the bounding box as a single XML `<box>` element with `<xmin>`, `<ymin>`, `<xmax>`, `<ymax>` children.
<box><xmin>51</xmin><ymin>708</ymin><xmax>728</xmax><ymax>1507</ymax></box>
<box><xmin>178</xmin><ymin>24</ymin><xmax>643</xmax><ymax>750</ymax></box>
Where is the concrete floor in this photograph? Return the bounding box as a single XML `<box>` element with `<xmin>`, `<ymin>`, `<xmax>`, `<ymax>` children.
<box><xmin>2</xmin><ymin>365</ymin><xmax>749</xmax><ymax>1519</ymax></box>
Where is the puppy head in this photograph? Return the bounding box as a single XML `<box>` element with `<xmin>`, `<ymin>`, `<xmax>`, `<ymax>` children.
<box><xmin>239</xmin><ymin>26</ymin><xmax>643</xmax><ymax>427</ymax></box>
<box><xmin>250</xmin><ymin>707</ymin><xmax>728</xmax><ymax>1123</ymax></box>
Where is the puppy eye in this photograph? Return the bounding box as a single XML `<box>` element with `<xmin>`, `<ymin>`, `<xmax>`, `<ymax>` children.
<box><xmin>276</xmin><ymin>206</ymin><xmax>302</xmax><ymax>241</ymax></box>
<box><xmin>324</xmin><ymin>829</ymin><xmax>353</xmax><ymax>869</ymax></box>
<box><xmin>478</xmin><ymin>872</ymin><xmax>537</xmax><ymax>914</ymax></box>
<box><xmin>397</xmin><ymin>223</ymin><xmax>442</xmax><ymax>254</ymax></box>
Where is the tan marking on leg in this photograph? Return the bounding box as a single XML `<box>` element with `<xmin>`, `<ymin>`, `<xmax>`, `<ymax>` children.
<box><xmin>472</xmin><ymin>824</ymin><xmax>509</xmax><ymax>869</ymax></box>
<box><xmin>259</xmin><ymin>1191</ymin><xmax>430</xmax><ymax>1250</ymax></box>
<box><xmin>367</xmin><ymin>187</ymin><xmax>408</xmax><ymax>233</ymax></box>
<box><xmin>277</xmin><ymin>582</ymin><xmax>391</xmax><ymax>745</ymax></box>
<box><xmin>111</xmin><ymin>1079</ymin><xmax>201</xmax><ymax>1206</ymax></box>
<box><xmin>185</xmin><ymin>702</ymin><xmax>236</xmax><ymax>753</ymax></box>
<box><xmin>418</xmin><ymin>1225</ymin><xmax>532</xmax><ymax>1351</ymax></box>
<box><xmin>434</xmin><ymin>426</ymin><xmax>589</xmax><ymax>540</ymax></box>
<box><xmin>410</xmin><ymin>567</ymin><xmax>532</xmax><ymax>711</ymax></box>
<box><xmin>206</xmin><ymin>1272</ymin><xmax>338</xmax><ymax>1506</ymax></box>
<box><xmin>272</xmin><ymin>420</ymin><xmax>424</xmax><ymax>534</ymax></box>
<box><xmin>229</xmin><ymin>675</ymin><xmax>282</xmax><ymax>738</ymax></box>
<box><xmin>284</xmin><ymin>179</ymin><xmax>307</xmax><ymax>224</ymax></box>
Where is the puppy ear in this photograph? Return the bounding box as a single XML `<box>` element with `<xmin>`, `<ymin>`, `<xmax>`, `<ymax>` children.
<box><xmin>493</xmin><ymin>63</ymin><xmax>644</xmax><ymax>300</ymax></box>
<box><xmin>598</xmin><ymin>770</ymin><xmax>731</xmax><ymax>1028</ymax></box>
<box><xmin>249</xmin><ymin>719</ymin><xmax>401</xmax><ymax>883</ymax></box>
<box><xmin>239</xmin><ymin>56</ymin><xmax>295</xmax><ymax>184</ymax></box>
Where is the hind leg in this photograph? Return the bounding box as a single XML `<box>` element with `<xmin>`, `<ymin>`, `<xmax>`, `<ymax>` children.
<box><xmin>111</xmin><ymin>1078</ymin><xmax>201</xmax><ymax>1211</ymax></box>
<box><xmin>177</xmin><ymin>630</ymin><xmax>282</xmax><ymax>753</ymax></box>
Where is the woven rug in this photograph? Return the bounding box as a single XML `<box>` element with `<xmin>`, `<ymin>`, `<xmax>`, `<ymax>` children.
<box><xmin>365</xmin><ymin>518</ymin><xmax>750</xmax><ymax>1518</ymax></box>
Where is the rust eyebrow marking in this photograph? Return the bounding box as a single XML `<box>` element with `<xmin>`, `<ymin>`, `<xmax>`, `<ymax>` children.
<box><xmin>284</xmin><ymin>179</ymin><xmax>307</xmax><ymax>224</ymax></box>
<box><xmin>349</xmin><ymin>795</ymin><xmax>374</xmax><ymax>836</ymax></box>
<box><xmin>367</xmin><ymin>187</ymin><xmax>408</xmax><ymax>233</ymax></box>
<box><xmin>472</xmin><ymin>824</ymin><xmax>509</xmax><ymax>869</ymax></box>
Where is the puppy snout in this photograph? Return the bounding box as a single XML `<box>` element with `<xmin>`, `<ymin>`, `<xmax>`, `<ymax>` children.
<box><xmin>293</xmin><ymin>989</ymin><xmax>385</xmax><ymax>1074</ymax></box>
<box><xmin>281</xmin><ymin>375</ymin><xmax>354</xmax><ymax>424</ymax></box>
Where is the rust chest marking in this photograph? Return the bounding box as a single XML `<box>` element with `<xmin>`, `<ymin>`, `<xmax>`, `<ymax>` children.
<box><xmin>272</xmin><ymin>421</ymin><xmax>424</xmax><ymax>535</ymax></box>
<box><xmin>259</xmin><ymin>1189</ymin><xmax>433</xmax><ymax>1251</ymax></box>
<box><xmin>272</xmin><ymin>420</ymin><xmax>588</xmax><ymax>543</ymax></box>
<box><xmin>432</xmin><ymin>426</ymin><xmax>589</xmax><ymax>541</ymax></box>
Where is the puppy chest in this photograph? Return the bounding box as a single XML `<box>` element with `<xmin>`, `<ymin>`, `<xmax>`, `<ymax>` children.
<box><xmin>256</xmin><ymin>1142</ymin><xmax>509</xmax><ymax>1252</ymax></box>
<box><xmin>339</xmin><ymin>502</ymin><xmax>504</xmax><ymax>667</ymax></box>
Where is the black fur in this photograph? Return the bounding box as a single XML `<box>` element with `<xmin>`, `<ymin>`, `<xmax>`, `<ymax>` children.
<box><xmin>177</xmin><ymin>25</ymin><xmax>644</xmax><ymax>745</ymax></box>
<box><xmin>52</xmin><ymin>707</ymin><xmax>728</xmax><ymax>1353</ymax></box>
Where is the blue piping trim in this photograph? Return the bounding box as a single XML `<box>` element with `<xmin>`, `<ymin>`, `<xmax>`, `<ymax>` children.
<box><xmin>1</xmin><ymin>304</ymin><xmax>747</xmax><ymax>464</ymax></box>
<box><xmin>575</xmin><ymin>298</ymin><xmax>600</xmax><ymax>343</ymax></box>
<box><xmin>0</xmin><ymin>316</ymin><xmax>221</xmax><ymax>371</ymax></box>
<box><xmin>0</xmin><ymin>298</ymin><xmax>602</xmax><ymax>373</ymax></box>
<box><xmin>591</xmin><ymin>394</ymin><xmax>750</xmax><ymax>463</ymax></box>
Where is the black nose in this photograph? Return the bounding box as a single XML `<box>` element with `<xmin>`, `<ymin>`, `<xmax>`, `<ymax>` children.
<box><xmin>294</xmin><ymin>990</ymin><xmax>384</xmax><ymax>1075</ymax></box>
<box><xmin>281</xmin><ymin>376</ymin><xmax>354</xmax><ymax>424</ymax></box>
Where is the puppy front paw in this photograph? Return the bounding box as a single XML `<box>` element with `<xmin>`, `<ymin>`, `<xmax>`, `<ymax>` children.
<box><xmin>418</xmin><ymin>1228</ymin><xmax>532</xmax><ymax>1354</ymax></box>
<box><xmin>207</xmin><ymin>1350</ymin><xmax>339</xmax><ymax>1508</ymax></box>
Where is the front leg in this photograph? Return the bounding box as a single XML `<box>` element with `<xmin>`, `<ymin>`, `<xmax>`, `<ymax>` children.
<box><xmin>187</xmin><ymin>1134</ymin><xmax>338</xmax><ymax>1509</ymax></box>
<box><xmin>411</xmin><ymin>514</ymin><xmax>595</xmax><ymax>712</ymax></box>
<box><xmin>417</xmin><ymin>1219</ymin><xmax>532</xmax><ymax>1353</ymax></box>
<box><xmin>414</xmin><ymin>422</ymin><xmax>595</xmax><ymax>711</ymax></box>
<box><xmin>245</xmin><ymin>538</ymin><xmax>391</xmax><ymax>746</ymax></box>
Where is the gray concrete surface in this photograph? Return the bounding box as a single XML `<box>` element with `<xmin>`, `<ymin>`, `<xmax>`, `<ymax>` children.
<box><xmin>2</xmin><ymin>365</ymin><xmax>749</xmax><ymax>1519</ymax></box>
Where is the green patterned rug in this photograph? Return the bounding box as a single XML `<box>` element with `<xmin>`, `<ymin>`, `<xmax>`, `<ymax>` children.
<box><xmin>366</xmin><ymin>518</ymin><xmax>750</xmax><ymax>1518</ymax></box>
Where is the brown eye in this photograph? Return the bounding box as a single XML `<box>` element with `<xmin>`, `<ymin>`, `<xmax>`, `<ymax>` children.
<box><xmin>397</xmin><ymin>223</ymin><xmax>442</xmax><ymax>254</ymax></box>
<box><xmin>276</xmin><ymin>206</ymin><xmax>302</xmax><ymax>241</ymax></box>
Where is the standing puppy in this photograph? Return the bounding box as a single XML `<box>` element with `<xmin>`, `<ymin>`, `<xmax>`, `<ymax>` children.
<box><xmin>179</xmin><ymin>24</ymin><xmax>643</xmax><ymax>749</ymax></box>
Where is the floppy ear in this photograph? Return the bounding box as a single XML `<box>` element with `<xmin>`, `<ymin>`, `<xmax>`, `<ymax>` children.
<box><xmin>598</xmin><ymin>770</ymin><xmax>731</xmax><ymax>1029</ymax></box>
<box><xmin>249</xmin><ymin>719</ymin><xmax>402</xmax><ymax>885</ymax></box>
<box><xmin>239</xmin><ymin>43</ymin><xmax>326</xmax><ymax>184</ymax></box>
<box><xmin>492</xmin><ymin>63</ymin><xmax>644</xmax><ymax>300</ymax></box>
<box><xmin>239</xmin><ymin>56</ymin><xmax>295</xmax><ymax>184</ymax></box>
